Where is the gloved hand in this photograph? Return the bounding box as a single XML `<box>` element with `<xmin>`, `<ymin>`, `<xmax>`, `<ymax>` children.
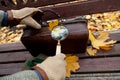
<box><xmin>34</xmin><ymin>53</ymin><xmax>66</xmax><ymax>80</ymax></box>
<box><xmin>7</xmin><ymin>7</ymin><xmax>42</xmax><ymax>29</ymax></box>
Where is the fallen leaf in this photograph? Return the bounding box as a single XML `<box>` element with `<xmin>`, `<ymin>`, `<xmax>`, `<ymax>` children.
<box><xmin>89</xmin><ymin>30</ymin><xmax>95</xmax><ymax>42</ymax></box>
<box><xmin>89</xmin><ymin>30</ymin><xmax>117</xmax><ymax>50</ymax></box>
<box><xmin>100</xmin><ymin>44</ymin><xmax>111</xmax><ymax>50</ymax></box>
<box><xmin>87</xmin><ymin>46</ymin><xmax>97</xmax><ymax>56</ymax></box>
<box><xmin>96</xmin><ymin>31</ymin><xmax>109</xmax><ymax>41</ymax></box>
<box><xmin>65</xmin><ymin>54</ymin><xmax>80</xmax><ymax>77</ymax></box>
<box><xmin>48</xmin><ymin>19</ymin><xmax>59</xmax><ymax>31</ymax></box>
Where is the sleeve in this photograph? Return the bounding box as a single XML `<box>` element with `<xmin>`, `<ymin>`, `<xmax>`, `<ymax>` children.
<box><xmin>0</xmin><ymin>10</ymin><xmax>4</xmax><ymax>26</ymax></box>
<box><xmin>0</xmin><ymin>70</ymin><xmax>43</xmax><ymax>80</ymax></box>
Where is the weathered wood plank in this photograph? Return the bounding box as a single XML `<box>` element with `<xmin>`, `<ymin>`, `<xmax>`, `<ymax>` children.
<box><xmin>0</xmin><ymin>0</ymin><xmax>76</xmax><ymax>10</ymax></box>
<box><xmin>94</xmin><ymin>31</ymin><xmax>120</xmax><ymax>42</ymax></box>
<box><xmin>78</xmin><ymin>43</ymin><xmax>120</xmax><ymax>58</ymax></box>
<box><xmin>77</xmin><ymin>57</ymin><xmax>120</xmax><ymax>73</ymax></box>
<box><xmin>1</xmin><ymin>0</ymin><xmax>120</xmax><ymax>20</ymax></box>
<box><xmin>40</xmin><ymin>0</ymin><xmax>120</xmax><ymax>20</ymax></box>
<box><xmin>0</xmin><ymin>44</ymin><xmax>120</xmax><ymax>63</ymax></box>
<box><xmin>0</xmin><ymin>41</ymin><xmax>26</xmax><ymax>52</ymax></box>
<box><xmin>0</xmin><ymin>63</ymin><xmax>24</xmax><ymax>75</ymax></box>
<box><xmin>0</xmin><ymin>57</ymin><xmax>120</xmax><ymax>76</ymax></box>
<box><xmin>66</xmin><ymin>73</ymin><xmax>120</xmax><ymax>80</ymax></box>
<box><xmin>0</xmin><ymin>51</ymin><xmax>32</xmax><ymax>63</ymax></box>
<box><xmin>0</xmin><ymin>43</ymin><xmax>120</xmax><ymax>63</ymax></box>
<box><xmin>0</xmin><ymin>42</ymin><xmax>120</xmax><ymax>62</ymax></box>
<box><xmin>0</xmin><ymin>63</ymin><xmax>24</xmax><ymax>70</ymax></box>
<box><xmin>0</xmin><ymin>31</ymin><xmax>120</xmax><ymax>52</ymax></box>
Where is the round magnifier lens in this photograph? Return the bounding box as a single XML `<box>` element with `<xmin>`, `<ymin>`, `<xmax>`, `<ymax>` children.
<box><xmin>51</xmin><ymin>25</ymin><xmax>69</xmax><ymax>41</ymax></box>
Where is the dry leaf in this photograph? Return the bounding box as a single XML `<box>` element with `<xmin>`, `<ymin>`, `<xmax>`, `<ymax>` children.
<box><xmin>89</xmin><ymin>30</ymin><xmax>117</xmax><ymax>50</ymax></box>
<box><xmin>85</xmin><ymin>10</ymin><xmax>120</xmax><ymax>31</ymax></box>
<box><xmin>89</xmin><ymin>30</ymin><xmax>95</xmax><ymax>42</ymax></box>
<box><xmin>87</xmin><ymin>46</ymin><xmax>97</xmax><ymax>56</ymax></box>
<box><xmin>48</xmin><ymin>19</ymin><xmax>59</xmax><ymax>30</ymax></box>
<box><xmin>65</xmin><ymin>54</ymin><xmax>80</xmax><ymax>77</ymax></box>
<box><xmin>100</xmin><ymin>44</ymin><xmax>111</xmax><ymax>50</ymax></box>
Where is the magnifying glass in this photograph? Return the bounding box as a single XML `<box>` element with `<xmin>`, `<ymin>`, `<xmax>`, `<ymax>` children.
<box><xmin>51</xmin><ymin>25</ymin><xmax>69</xmax><ymax>55</ymax></box>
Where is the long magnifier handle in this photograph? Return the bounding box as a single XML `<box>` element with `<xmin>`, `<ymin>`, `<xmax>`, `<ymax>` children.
<box><xmin>56</xmin><ymin>40</ymin><xmax>61</xmax><ymax>55</ymax></box>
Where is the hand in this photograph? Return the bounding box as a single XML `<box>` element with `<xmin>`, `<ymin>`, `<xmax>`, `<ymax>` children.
<box><xmin>36</xmin><ymin>53</ymin><xmax>66</xmax><ymax>80</ymax></box>
<box><xmin>7</xmin><ymin>7</ymin><xmax>42</xmax><ymax>29</ymax></box>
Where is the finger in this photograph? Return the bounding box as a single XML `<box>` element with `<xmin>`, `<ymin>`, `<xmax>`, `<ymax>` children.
<box><xmin>12</xmin><ymin>7</ymin><xmax>42</xmax><ymax>19</ymax></box>
<box><xmin>20</xmin><ymin>16</ymin><xmax>41</xmax><ymax>29</ymax></box>
<box><xmin>56</xmin><ymin>53</ymin><xmax>66</xmax><ymax>60</ymax></box>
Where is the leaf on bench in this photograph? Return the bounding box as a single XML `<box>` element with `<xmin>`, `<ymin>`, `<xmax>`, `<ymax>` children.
<box><xmin>65</xmin><ymin>54</ymin><xmax>80</xmax><ymax>77</ymax></box>
<box><xmin>87</xmin><ymin>46</ymin><xmax>97</xmax><ymax>56</ymax></box>
<box><xmin>88</xmin><ymin>30</ymin><xmax>117</xmax><ymax>56</ymax></box>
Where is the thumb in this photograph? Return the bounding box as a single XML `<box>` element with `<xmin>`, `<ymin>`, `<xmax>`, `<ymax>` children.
<box><xmin>55</xmin><ymin>53</ymin><xmax>66</xmax><ymax>60</ymax></box>
<box><xmin>20</xmin><ymin>16</ymin><xmax>41</xmax><ymax>29</ymax></box>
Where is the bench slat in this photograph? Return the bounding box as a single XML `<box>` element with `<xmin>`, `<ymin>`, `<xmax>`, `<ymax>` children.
<box><xmin>0</xmin><ymin>32</ymin><xmax>120</xmax><ymax>52</ymax></box>
<box><xmin>2</xmin><ymin>0</ymin><xmax>120</xmax><ymax>19</ymax></box>
<box><xmin>0</xmin><ymin>57</ymin><xmax>120</xmax><ymax>76</ymax></box>
<box><xmin>1</xmin><ymin>0</ymin><xmax>76</xmax><ymax>10</ymax></box>
<box><xmin>0</xmin><ymin>41</ymin><xmax>26</xmax><ymax>52</ymax></box>
<box><xmin>78</xmin><ymin>43</ymin><xmax>120</xmax><ymax>58</ymax></box>
<box><xmin>0</xmin><ymin>63</ymin><xmax>24</xmax><ymax>69</ymax></box>
<box><xmin>66</xmin><ymin>73</ymin><xmax>120</xmax><ymax>80</ymax></box>
<box><xmin>0</xmin><ymin>43</ymin><xmax>120</xmax><ymax>63</ymax></box>
<box><xmin>77</xmin><ymin>57</ymin><xmax>120</xmax><ymax>73</ymax></box>
<box><xmin>0</xmin><ymin>63</ymin><xmax>24</xmax><ymax>75</ymax></box>
<box><xmin>41</xmin><ymin>0</ymin><xmax>120</xmax><ymax>20</ymax></box>
<box><xmin>0</xmin><ymin>51</ymin><xmax>32</xmax><ymax>63</ymax></box>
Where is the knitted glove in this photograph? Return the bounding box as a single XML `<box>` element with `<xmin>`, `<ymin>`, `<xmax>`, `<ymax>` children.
<box><xmin>36</xmin><ymin>53</ymin><xmax>66</xmax><ymax>80</ymax></box>
<box><xmin>7</xmin><ymin>7</ymin><xmax>42</xmax><ymax>29</ymax></box>
<box><xmin>0</xmin><ymin>70</ymin><xmax>41</xmax><ymax>80</ymax></box>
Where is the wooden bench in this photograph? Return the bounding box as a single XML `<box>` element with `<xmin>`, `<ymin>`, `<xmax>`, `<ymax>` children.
<box><xmin>0</xmin><ymin>0</ymin><xmax>120</xmax><ymax>79</ymax></box>
<box><xmin>0</xmin><ymin>32</ymin><xmax>120</xmax><ymax>79</ymax></box>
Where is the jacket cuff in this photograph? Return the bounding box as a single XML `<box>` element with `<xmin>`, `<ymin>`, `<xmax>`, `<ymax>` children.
<box><xmin>32</xmin><ymin>66</ymin><xmax>49</xmax><ymax>80</ymax></box>
<box><xmin>0</xmin><ymin>10</ymin><xmax>4</xmax><ymax>26</ymax></box>
<box><xmin>7</xmin><ymin>10</ymin><xmax>20</xmax><ymax>27</ymax></box>
<box><xmin>7</xmin><ymin>10</ymin><xmax>14</xmax><ymax>21</ymax></box>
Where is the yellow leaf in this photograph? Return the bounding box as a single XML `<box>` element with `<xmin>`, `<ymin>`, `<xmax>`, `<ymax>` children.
<box><xmin>97</xmin><ymin>32</ymin><xmax>109</xmax><ymax>41</ymax></box>
<box><xmin>48</xmin><ymin>19</ymin><xmax>59</xmax><ymax>31</ymax></box>
<box><xmin>100</xmin><ymin>44</ymin><xmax>111</xmax><ymax>50</ymax></box>
<box><xmin>89</xmin><ymin>30</ymin><xmax>96</xmax><ymax>42</ymax></box>
<box><xmin>87</xmin><ymin>46</ymin><xmax>97</xmax><ymax>56</ymax></box>
<box><xmin>65</xmin><ymin>54</ymin><xmax>80</xmax><ymax>77</ymax></box>
<box><xmin>89</xmin><ymin>31</ymin><xmax>117</xmax><ymax>50</ymax></box>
